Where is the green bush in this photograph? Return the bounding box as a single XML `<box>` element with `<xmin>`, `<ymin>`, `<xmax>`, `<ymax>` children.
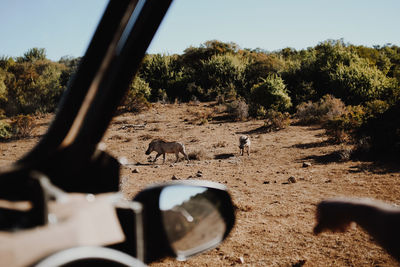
<box><xmin>364</xmin><ymin>99</ymin><xmax>390</xmax><ymax>118</ymax></box>
<box><xmin>329</xmin><ymin>60</ymin><xmax>397</xmax><ymax>105</ymax></box>
<box><xmin>196</xmin><ymin>54</ymin><xmax>246</xmax><ymax>100</ymax></box>
<box><xmin>0</xmin><ymin>120</ymin><xmax>12</xmax><ymax>140</ymax></box>
<box><xmin>264</xmin><ymin>109</ymin><xmax>291</xmax><ymax>131</ymax></box>
<box><xmin>254</xmin><ymin>105</ymin><xmax>267</xmax><ymax>119</ymax></box>
<box><xmin>282</xmin><ymin>40</ymin><xmax>400</xmax><ymax>108</ymax></box>
<box><xmin>2</xmin><ymin>60</ymin><xmax>65</xmax><ymax>115</ymax></box>
<box><xmin>250</xmin><ymin>74</ymin><xmax>292</xmax><ymax>113</ymax></box>
<box><xmin>0</xmin><ymin>69</ymin><xmax>9</xmax><ymax>103</ymax></box>
<box><xmin>243</xmin><ymin>52</ymin><xmax>285</xmax><ymax>96</ymax></box>
<box><xmin>122</xmin><ymin>76</ymin><xmax>151</xmax><ymax>113</ymax></box>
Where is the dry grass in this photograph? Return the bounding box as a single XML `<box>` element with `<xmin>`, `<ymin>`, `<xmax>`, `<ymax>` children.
<box><xmin>213</xmin><ymin>141</ymin><xmax>227</xmax><ymax>148</ymax></box>
<box><xmin>150</xmin><ymin>126</ymin><xmax>161</xmax><ymax>132</ymax></box>
<box><xmin>188</xmin><ymin>149</ymin><xmax>209</xmax><ymax>161</ymax></box>
<box><xmin>139</xmin><ymin>134</ymin><xmax>153</xmax><ymax>141</ymax></box>
<box><xmin>185</xmin><ymin>107</ymin><xmax>215</xmax><ymax>125</ymax></box>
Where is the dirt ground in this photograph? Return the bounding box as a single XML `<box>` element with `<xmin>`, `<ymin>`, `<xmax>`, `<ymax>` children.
<box><xmin>1</xmin><ymin>102</ymin><xmax>399</xmax><ymax>266</ymax></box>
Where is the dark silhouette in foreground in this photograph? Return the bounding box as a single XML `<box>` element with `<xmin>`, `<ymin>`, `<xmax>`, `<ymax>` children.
<box><xmin>314</xmin><ymin>198</ymin><xmax>400</xmax><ymax>261</ymax></box>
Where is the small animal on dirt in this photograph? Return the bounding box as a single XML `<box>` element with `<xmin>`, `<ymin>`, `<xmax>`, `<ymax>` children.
<box><xmin>239</xmin><ymin>135</ymin><xmax>251</xmax><ymax>156</ymax></box>
<box><xmin>145</xmin><ymin>139</ymin><xmax>189</xmax><ymax>164</ymax></box>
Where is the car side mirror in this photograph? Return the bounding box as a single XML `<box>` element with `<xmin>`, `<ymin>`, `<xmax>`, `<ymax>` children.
<box><xmin>133</xmin><ymin>180</ymin><xmax>235</xmax><ymax>263</ymax></box>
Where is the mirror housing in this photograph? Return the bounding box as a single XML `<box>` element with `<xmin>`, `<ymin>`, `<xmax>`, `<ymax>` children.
<box><xmin>133</xmin><ymin>180</ymin><xmax>235</xmax><ymax>263</ymax></box>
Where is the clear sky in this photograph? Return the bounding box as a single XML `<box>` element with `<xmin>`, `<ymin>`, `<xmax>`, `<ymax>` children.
<box><xmin>1</xmin><ymin>0</ymin><xmax>399</xmax><ymax>61</ymax></box>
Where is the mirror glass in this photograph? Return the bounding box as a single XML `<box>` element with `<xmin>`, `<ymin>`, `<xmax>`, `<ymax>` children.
<box><xmin>159</xmin><ymin>185</ymin><xmax>226</xmax><ymax>260</ymax></box>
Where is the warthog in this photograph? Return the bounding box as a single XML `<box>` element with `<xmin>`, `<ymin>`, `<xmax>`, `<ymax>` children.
<box><xmin>239</xmin><ymin>135</ymin><xmax>251</xmax><ymax>156</ymax></box>
<box><xmin>145</xmin><ymin>139</ymin><xmax>189</xmax><ymax>163</ymax></box>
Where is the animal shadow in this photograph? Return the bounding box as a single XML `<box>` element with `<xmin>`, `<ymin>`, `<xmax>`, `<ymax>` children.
<box><xmin>301</xmin><ymin>150</ymin><xmax>351</xmax><ymax>164</ymax></box>
<box><xmin>214</xmin><ymin>153</ymin><xmax>235</xmax><ymax>160</ymax></box>
<box><xmin>291</xmin><ymin>140</ymin><xmax>331</xmax><ymax>149</ymax></box>
<box><xmin>134</xmin><ymin>162</ymin><xmax>153</xmax><ymax>166</ymax></box>
<box><xmin>236</xmin><ymin>125</ymin><xmax>271</xmax><ymax>135</ymax></box>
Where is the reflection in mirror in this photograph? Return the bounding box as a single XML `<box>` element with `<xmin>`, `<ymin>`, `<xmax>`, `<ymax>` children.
<box><xmin>159</xmin><ymin>185</ymin><xmax>226</xmax><ymax>260</ymax></box>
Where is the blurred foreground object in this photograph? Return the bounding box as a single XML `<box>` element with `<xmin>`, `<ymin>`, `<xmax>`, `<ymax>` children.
<box><xmin>314</xmin><ymin>198</ymin><xmax>400</xmax><ymax>261</ymax></box>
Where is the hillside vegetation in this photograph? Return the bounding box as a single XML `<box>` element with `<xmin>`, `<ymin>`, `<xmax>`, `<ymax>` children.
<box><xmin>1</xmin><ymin>40</ymin><xmax>400</xmax><ymax>160</ymax></box>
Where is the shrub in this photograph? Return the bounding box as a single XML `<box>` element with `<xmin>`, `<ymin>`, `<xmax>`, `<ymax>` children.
<box><xmin>188</xmin><ymin>149</ymin><xmax>208</xmax><ymax>160</ymax></box>
<box><xmin>319</xmin><ymin>95</ymin><xmax>347</xmax><ymax>120</ymax></box>
<box><xmin>196</xmin><ymin>54</ymin><xmax>246</xmax><ymax>100</ymax></box>
<box><xmin>243</xmin><ymin>52</ymin><xmax>285</xmax><ymax>92</ymax></box>
<box><xmin>254</xmin><ymin>105</ymin><xmax>267</xmax><ymax>119</ymax></box>
<box><xmin>324</xmin><ymin>100</ymin><xmax>392</xmax><ymax>145</ymax></box>
<box><xmin>10</xmin><ymin>114</ymin><xmax>35</xmax><ymax>138</ymax></box>
<box><xmin>0</xmin><ymin>69</ymin><xmax>9</xmax><ymax>104</ymax></box>
<box><xmin>225</xmin><ymin>99</ymin><xmax>249</xmax><ymax>121</ymax></box>
<box><xmin>250</xmin><ymin>74</ymin><xmax>292</xmax><ymax>113</ymax></box>
<box><xmin>355</xmin><ymin>102</ymin><xmax>400</xmax><ymax>158</ymax></box>
<box><xmin>364</xmin><ymin>99</ymin><xmax>390</xmax><ymax>119</ymax></box>
<box><xmin>329</xmin><ymin>60</ymin><xmax>397</xmax><ymax>105</ymax></box>
<box><xmin>295</xmin><ymin>101</ymin><xmax>317</xmax><ymax>124</ymax></box>
<box><xmin>2</xmin><ymin>60</ymin><xmax>65</xmax><ymax>116</ymax></box>
<box><xmin>264</xmin><ymin>109</ymin><xmax>291</xmax><ymax>131</ymax></box>
<box><xmin>324</xmin><ymin>105</ymin><xmax>366</xmax><ymax>143</ymax></box>
<box><xmin>325</xmin><ymin>127</ymin><xmax>350</xmax><ymax>144</ymax></box>
<box><xmin>140</xmin><ymin>54</ymin><xmax>176</xmax><ymax>102</ymax></box>
<box><xmin>0</xmin><ymin>120</ymin><xmax>12</xmax><ymax>140</ymax></box>
<box><xmin>123</xmin><ymin>94</ymin><xmax>151</xmax><ymax>113</ymax></box>
<box><xmin>295</xmin><ymin>95</ymin><xmax>346</xmax><ymax>124</ymax></box>
<box><xmin>122</xmin><ymin>76</ymin><xmax>151</xmax><ymax>113</ymax></box>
